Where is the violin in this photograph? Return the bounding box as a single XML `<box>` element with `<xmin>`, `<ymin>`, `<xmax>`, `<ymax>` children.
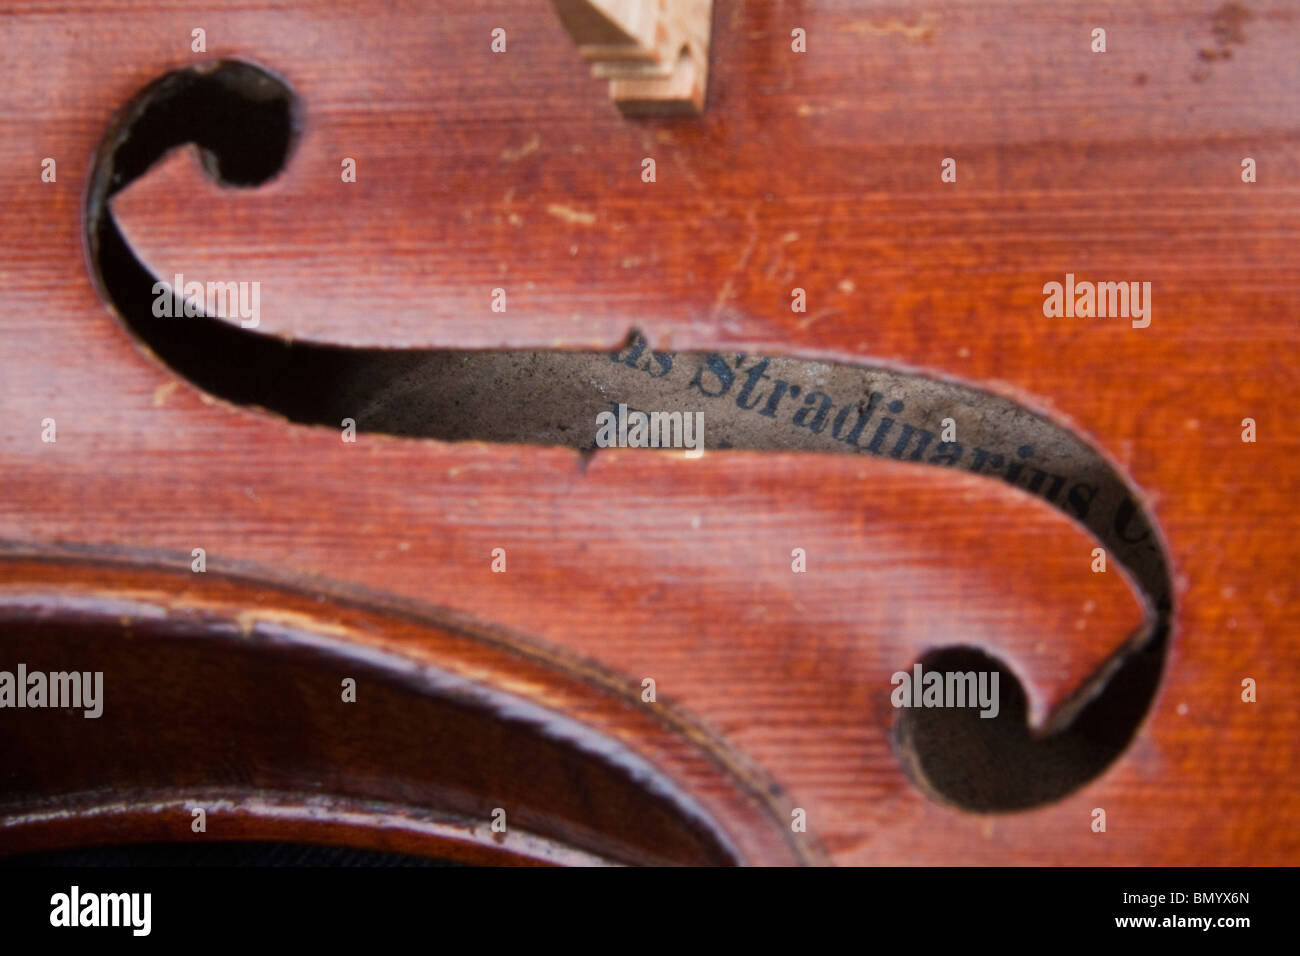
<box><xmin>1</xmin><ymin>0</ymin><xmax>1296</xmax><ymax>869</ymax></box>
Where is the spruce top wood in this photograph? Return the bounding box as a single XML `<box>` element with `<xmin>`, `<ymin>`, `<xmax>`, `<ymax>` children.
<box><xmin>0</xmin><ymin>0</ymin><xmax>1295</xmax><ymax>864</ymax></box>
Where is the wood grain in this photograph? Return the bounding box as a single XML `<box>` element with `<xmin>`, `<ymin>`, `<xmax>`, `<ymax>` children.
<box><xmin>0</xmin><ymin>0</ymin><xmax>1296</xmax><ymax>863</ymax></box>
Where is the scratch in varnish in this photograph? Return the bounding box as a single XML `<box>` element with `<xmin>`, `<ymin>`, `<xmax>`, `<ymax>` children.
<box><xmin>710</xmin><ymin>204</ymin><xmax>762</xmax><ymax>320</ymax></box>
<box><xmin>500</xmin><ymin>134</ymin><xmax>541</xmax><ymax>162</ymax></box>
<box><xmin>547</xmin><ymin>204</ymin><xmax>596</xmax><ymax>226</ymax></box>
<box><xmin>845</xmin><ymin>13</ymin><xmax>940</xmax><ymax>43</ymax></box>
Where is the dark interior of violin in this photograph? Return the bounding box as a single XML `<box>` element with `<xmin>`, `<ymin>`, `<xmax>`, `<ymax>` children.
<box><xmin>0</xmin><ymin>0</ymin><xmax>1296</xmax><ymax>928</ymax></box>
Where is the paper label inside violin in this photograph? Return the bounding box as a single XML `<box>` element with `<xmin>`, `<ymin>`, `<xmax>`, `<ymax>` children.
<box><xmin>340</xmin><ymin>335</ymin><xmax>1165</xmax><ymax>599</ymax></box>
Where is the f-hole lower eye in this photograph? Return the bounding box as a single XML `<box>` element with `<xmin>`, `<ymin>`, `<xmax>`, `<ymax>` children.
<box><xmin>892</xmin><ymin>643</ymin><xmax>1167</xmax><ymax>812</ymax></box>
